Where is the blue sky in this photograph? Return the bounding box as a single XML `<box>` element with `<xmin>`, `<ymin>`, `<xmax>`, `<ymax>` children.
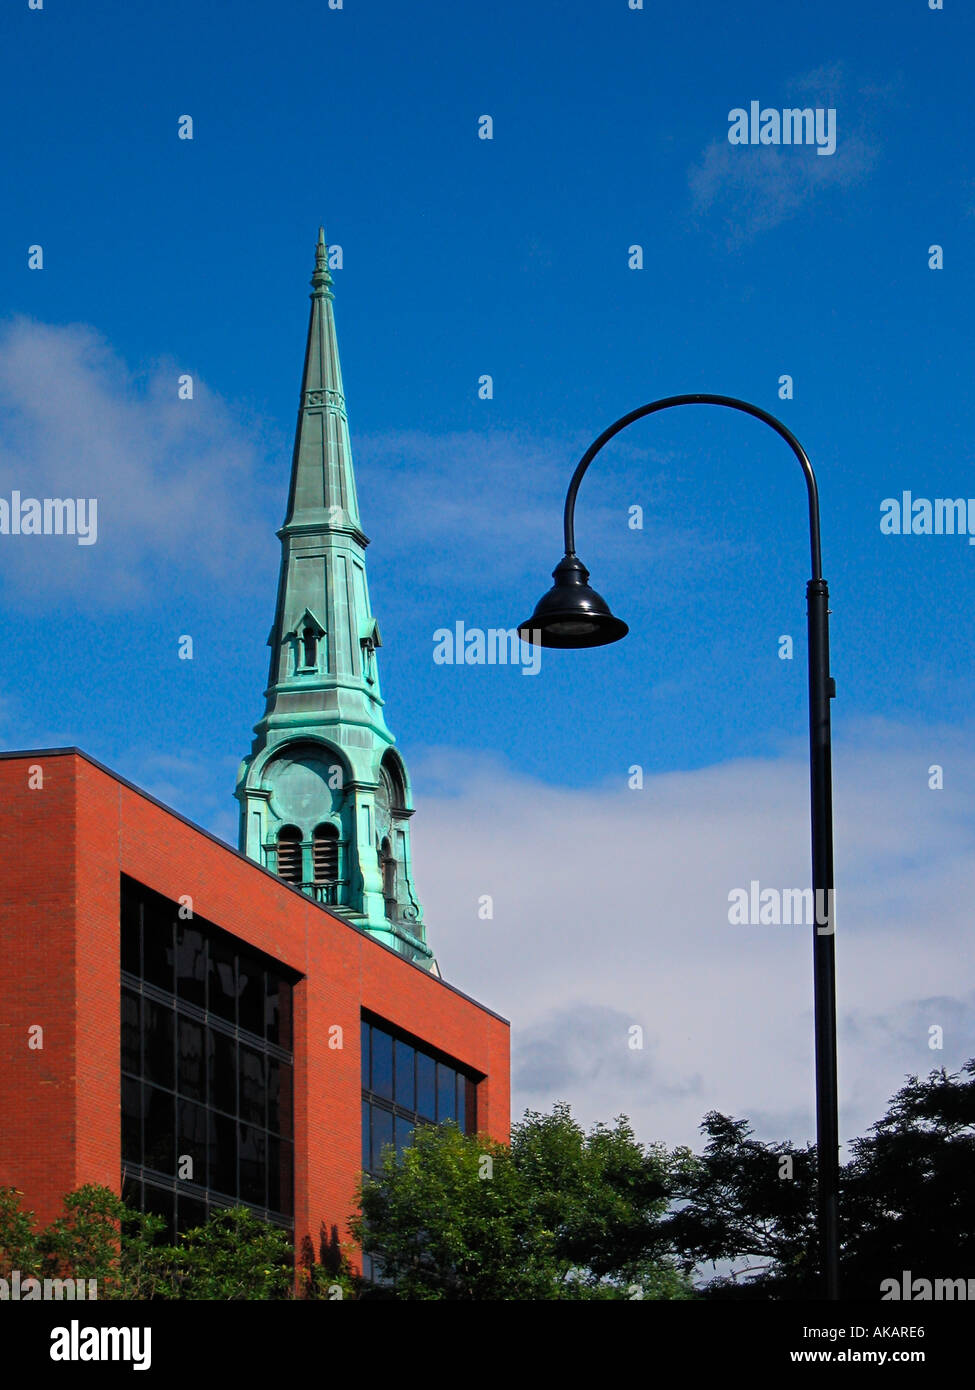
<box><xmin>2</xmin><ymin>0</ymin><xmax>973</xmax><ymax>1164</ymax></box>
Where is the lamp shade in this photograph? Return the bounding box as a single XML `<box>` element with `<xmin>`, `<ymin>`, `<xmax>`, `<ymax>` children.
<box><xmin>517</xmin><ymin>554</ymin><xmax>629</xmax><ymax>649</ymax></box>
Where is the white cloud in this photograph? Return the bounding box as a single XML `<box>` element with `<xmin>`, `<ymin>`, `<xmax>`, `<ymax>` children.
<box><xmin>406</xmin><ymin>725</ymin><xmax>975</xmax><ymax>1155</ymax></box>
<box><xmin>355</xmin><ymin>426</ymin><xmax>724</xmax><ymax>598</ymax></box>
<box><xmin>0</xmin><ymin>318</ymin><xmax>278</xmax><ymax>605</ymax></box>
<box><xmin>688</xmin><ymin>63</ymin><xmax>884</xmax><ymax>246</ymax></box>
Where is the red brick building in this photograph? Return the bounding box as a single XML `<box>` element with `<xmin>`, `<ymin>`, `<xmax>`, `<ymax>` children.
<box><xmin>0</xmin><ymin>747</ymin><xmax>509</xmax><ymax>1253</ymax></box>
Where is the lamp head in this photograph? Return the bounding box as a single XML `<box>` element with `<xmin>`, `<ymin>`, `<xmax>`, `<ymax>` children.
<box><xmin>518</xmin><ymin>554</ymin><xmax>629</xmax><ymax>649</ymax></box>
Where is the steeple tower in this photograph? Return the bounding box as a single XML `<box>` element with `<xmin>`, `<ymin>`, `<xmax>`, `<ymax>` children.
<box><xmin>236</xmin><ymin>229</ymin><xmax>436</xmax><ymax>971</ymax></box>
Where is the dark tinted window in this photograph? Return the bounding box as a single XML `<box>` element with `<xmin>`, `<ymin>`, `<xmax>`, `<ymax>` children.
<box><xmin>143</xmin><ymin>1085</ymin><xmax>175</xmax><ymax>1174</ymax></box>
<box><xmin>239</xmin><ymin>1124</ymin><xmax>266</xmax><ymax>1205</ymax></box>
<box><xmin>371</xmin><ymin>1029</ymin><xmax>393</xmax><ymax>1101</ymax></box>
<box><xmin>208</xmin><ymin>1030</ymin><xmax>236</xmax><ymax>1116</ymax></box>
<box><xmin>360</xmin><ymin>1020</ymin><xmax>370</xmax><ymax>1086</ymax></box>
<box><xmin>238</xmin><ymin>962</ymin><xmax>264</xmax><ymax>1036</ymax></box>
<box><xmin>142</xmin><ymin>918</ymin><xmax>174</xmax><ymax>993</ymax></box>
<box><xmin>208</xmin><ymin>936</ymin><xmax>237</xmax><ymax>1023</ymax></box>
<box><xmin>437</xmin><ymin>1064</ymin><xmax>457</xmax><ymax>1123</ymax></box>
<box><xmin>176</xmin><ymin>924</ymin><xmax>206</xmax><ymax>1008</ymax></box>
<box><xmin>416</xmin><ymin>1053</ymin><xmax>436</xmax><ymax>1121</ymax></box>
<box><xmin>394</xmin><ymin>1040</ymin><xmax>414</xmax><ymax>1109</ymax></box>
<box><xmin>361</xmin><ymin>1018</ymin><xmax>477</xmax><ymax>1194</ymax></box>
<box><xmin>177</xmin><ymin>1017</ymin><xmax>205</xmax><ymax>1102</ymax></box>
<box><xmin>239</xmin><ymin>1045</ymin><xmax>265</xmax><ymax>1127</ymax></box>
<box><xmin>177</xmin><ymin>1099</ymin><xmax>208</xmax><ymax>1187</ymax></box>
<box><xmin>121</xmin><ymin>989</ymin><xmax>141</xmax><ymax>1076</ymax></box>
<box><xmin>121</xmin><ymin>1077</ymin><xmax>141</xmax><ymax>1163</ymax></box>
<box><xmin>210</xmin><ymin>1112</ymin><xmax>237</xmax><ymax>1197</ymax></box>
<box><xmin>143</xmin><ymin>1001</ymin><xmax>174</xmax><ymax>1090</ymax></box>
<box><xmin>371</xmin><ymin>1106</ymin><xmax>393</xmax><ymax>1169</ymax></box>
<box><xmin>266</xmin><ymin>972</ymin><xmax>291</xmax><ymax>1049</ymax></box>
<box><xmin>121</xmin><ymin>877</ymin><xmax>296</xmax><ymax>1233</ymax></box>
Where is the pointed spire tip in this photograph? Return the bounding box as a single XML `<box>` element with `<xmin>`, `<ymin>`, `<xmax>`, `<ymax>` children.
<box><xmin>311</xmin><ymin>224</ymin><xmax>333</xmax><ymax>296</ymax></box>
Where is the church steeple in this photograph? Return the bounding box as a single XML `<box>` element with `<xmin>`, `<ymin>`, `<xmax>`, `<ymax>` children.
<box><xmin>236</xmin><ymin>229</ymin><xmax>436</xmax><ymax>972</ymax></box>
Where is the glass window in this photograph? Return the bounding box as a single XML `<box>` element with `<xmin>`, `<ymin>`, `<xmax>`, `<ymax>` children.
<box><xmin>142</xmin><ymin>917</ymin><xmax>174</xmax><ymax>993</ymax></box>
<box><xmin>143</xmin><ymin>1085</ymin><xmax>175</xmax><ymax>1175</ymax></box>
<box><xmin>177</xmin><ymin>1017</ymin><xmax>205</xmax><ymax>1102</ymax></box>
<box><xmin>121</xmin><ymin>989</ymin><xmax>141</xmax><ymax>1076</ymax></box>
<box><xmin>143</xmin><ymin>1000</ymin><xmax>175</xmax><ymax>1091</ymax></box>
<box><xmin>238</xmin><ymin>959</ymin><xmax>264</xmax><ymax>1037</ymax></box>
<box><xmin>239</xmin><ymin>1045</ymin><xmax>266</xmax><ymax>1127</ymax></box>
<box><xmin>208</xmin><ymin>1030</ymin><xmax>237</xmax><ymax>1116</ymax></box>
<box><xmin>239</xmin><ymin>1124</ymin><xmax>266</xmax><ymax>1205</ymax></box>
<box><xmin>208</xmin><ymin>937</ymin><xmax>237</xmax><ymax>1023</ymax></box>
<box><xmin>437</xmin><ymin>1064</ymin><xmax>457</xmax><ymax>1124</ymax></box>
<box><xmin>371</xmin><ymin>1105</ymin><xmax>393</xmax><ymax>1170</ymax></box>
<box><xmin>394</xmin><ymin>1040</ymin><xmax>414</xmax><ymax>1110</ymax></box>
<box><xmin>416</xmin><ymin>1053</ymin><xmax>436</xmax><ymax>1121</ymax></box>
<box><xmin>121</xmin><ymin>1076</ymin><xmax>141</xmax><ymax>1163</ymax></box>
<box><xmin>371</xmin><ymin>1029</ymin><xmax>393</xmax><ymax>1101</ymax></box>
<box><xmin>360</xmin><ymin>1019</ymin><xmax>370</xmax><ymax>1086</ymax></box>
<box><xmin>361</xmin><ymin>1019</ymin><xmax>477</xmax><ymax>1189</ymax></box>
<box><xmin>209</xmin><ymin>1111</ymin><xmax>237</xmax><ymax>1197</ymax></box>
<box><xmin>121</xmin><ymin>877</ymin><xmax>296</xmax><ymax>1229</ymax></box>
<box><xmin>266</xmin><ymin>970</ymin><xmax>292</xmax><ymax>1050</ymax></box>
<box><xmin>121</xmin><ymin>887</ymin><xmax>140</xmax><ymax>976</ymax></box>
<box><xmin>177</xmin><ymin>1098</ymin><xmax>208</xmax><ymax>1188</ymax></box>
<box><xmin>394</xmin><ymin>1115</ymin><xmax>415</xmax><ymax>1154</ymax></box>
<box><xmin>176</xmin><ymin>924</ymin><xmax>206</xmax><ymax>1009</ymax></box>
<box><xmin>269</xmin><ymin>1137</ymin><xmax>293</xmax><ymax>1217</ymax></box>
<box><xmin>268</xmin><ymin>1056</ymin><xmax>291</xmax><ymax>1136</ymax></box>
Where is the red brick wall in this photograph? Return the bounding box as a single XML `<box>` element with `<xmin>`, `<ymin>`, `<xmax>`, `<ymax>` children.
<box><xmin>0</xmin><ymin>752</ymin><xmax>79</xmax><ymax>1227</ymax></box>
<box><xmin>0</xmin><ymin>750</ymin><xmax>510</xmax><ymax>1260</ymax></box>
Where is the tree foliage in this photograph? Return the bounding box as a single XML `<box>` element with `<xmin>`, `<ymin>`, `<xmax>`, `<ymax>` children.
<box><xmin>666</xmin><ymin>1060</ymin><xmax>975</xmax><ymax>1299</ymax></box>
<box><xmin>352</xmin><ymin>1103</ymin><xmax>696</xmax><ymax>1299</ymax></box>
<box><xmin>0</xmin><ymin>1188</ymin><xmax>296</xmax><ymax>1299</ymax></box>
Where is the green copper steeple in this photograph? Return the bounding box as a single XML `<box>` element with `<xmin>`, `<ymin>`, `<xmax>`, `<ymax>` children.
<box><xmin>236</xmin><ymin>229</ymin><xmax>436</xmax><ymax>971</ymax></box>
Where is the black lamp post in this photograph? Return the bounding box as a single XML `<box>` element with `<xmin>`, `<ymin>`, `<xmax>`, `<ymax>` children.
<box><xmin>518</xmin><ymin>393</ymin><xmax>840</xmax><ymax>1300</ymax></box>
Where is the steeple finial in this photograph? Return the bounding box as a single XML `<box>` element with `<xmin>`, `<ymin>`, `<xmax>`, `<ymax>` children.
<box><xmin>311</xmin><ymin>225</ymin><xmax>333</xmax><ymax>298</ymax></box>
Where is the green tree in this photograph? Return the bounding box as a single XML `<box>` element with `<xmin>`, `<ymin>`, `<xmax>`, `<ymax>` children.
<box><xmin>152</xmin><ymin>1207</ymin><xmax>295</xmax><ymax>1300</ymax></box>
<box><xmin>37</xmin><ymin>1185</ymin><xmax>163</xmax><ymax>1299</ymax></box>
<box><xmin>0</xmin><ymin>1186</ymin><xmax>41</xmax><ymax>1279</ymax></box>
<box><xmin>666</xmin><ymin>1060</ymin><xmax>975</xmax><ymax>1299</ymax></box>
<box><xmin>352</xmin><ymin>1104</ymin><xmax>695</xmax><ymax>1299</ymax></box>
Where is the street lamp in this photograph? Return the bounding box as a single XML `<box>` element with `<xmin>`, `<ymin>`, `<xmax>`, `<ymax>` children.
<box><xmin>518</xmin><ymin>393</ymin><xmax>840</xmax><ymax>1300</ymax></box>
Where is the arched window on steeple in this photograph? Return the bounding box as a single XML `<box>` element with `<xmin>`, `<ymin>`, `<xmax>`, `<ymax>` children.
<box><xmin>313</xmin><ymin>823</ymin><xmax>339</xmax><ymax>895</ymax></box>
<box><xmin>276</xmin><ymin>825</ymin><xmax>303</xmax><ymax>884</ymax></box>
<box><xmin>380</xmin><ymin>837</ymin><xmax>397</xmax><ymax>921</ymax></box>
<box><xmin>301</xmin><ymin>623</ymin><xmax>318</xmax><ymax>671</ymax></box>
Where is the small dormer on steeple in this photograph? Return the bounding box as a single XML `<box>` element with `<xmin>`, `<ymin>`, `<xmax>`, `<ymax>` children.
<box><xmin>290</xmin><ymin>608</ymin><xmax>326</xmax><ymax>675</ymax></box>
<box><xmin>235</xmin><ymin>229</ymin><xmax>436</xmax><ymax>972</ymax></box>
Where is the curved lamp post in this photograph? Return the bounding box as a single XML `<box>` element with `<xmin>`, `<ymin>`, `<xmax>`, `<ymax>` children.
<box><xmin>517</xmin><ymin>394</ymin><xmax>839</xmax><ymax>1300</ymax></box>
